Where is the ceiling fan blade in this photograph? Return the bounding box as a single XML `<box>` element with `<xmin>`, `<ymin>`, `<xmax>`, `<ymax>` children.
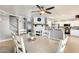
<box><xmin>41</xmin><ymin>6</ymin><xmax>44</xmax><ymax>9</ymax></box>
<box><xmin>45</xmin><ymin>11</ymin><xmax>52</xmax><ymax>14</ymax></box>
<box><xmin>46</xmin><ymin>6</ymin><xmax>55</xmax><ymax>10</ymax></box>
<box><xmin>32</xmin><ymin>10</ymin><xmax>40</xmax><ymax>12</ymax></box>
<box><xmin>36</xmin><ymin>5</ymin><xmax>41</xmax><ymax>10</ymax></box>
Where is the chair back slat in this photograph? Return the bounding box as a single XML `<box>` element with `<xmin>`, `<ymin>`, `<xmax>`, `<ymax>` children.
<box><xmin>11</xmin><ymin>32</ymin><xmax>26</xmax><ymax>53</ymax></box>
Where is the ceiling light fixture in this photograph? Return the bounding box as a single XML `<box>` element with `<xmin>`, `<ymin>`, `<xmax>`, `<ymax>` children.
<box><xmin>40</xmin><ymin>11</ymin><xmax>45</xmax><ymax>14</ymax></box>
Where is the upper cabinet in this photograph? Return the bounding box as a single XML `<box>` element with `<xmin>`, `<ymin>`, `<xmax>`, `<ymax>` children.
<box><xmin>9</xmin><ymin>15</ymin><xmax>28</xmax><ymax>35</ymax></box>
<box><xmin>9</xmin><ymin>15</ymin><xmax>18</xmax><ymax>34</ymax></box>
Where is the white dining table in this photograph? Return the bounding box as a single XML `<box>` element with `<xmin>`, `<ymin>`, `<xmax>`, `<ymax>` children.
<box><xmin>22</xmin><ymin>35</ymin><xmax>60</xmax><ymax>53</ymax></box>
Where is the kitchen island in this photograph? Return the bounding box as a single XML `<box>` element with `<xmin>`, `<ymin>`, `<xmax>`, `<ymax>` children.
<box><xmin>71</xmin><ymin>29</ymin><xmax>79</xmax><ymax>37</ymax></box>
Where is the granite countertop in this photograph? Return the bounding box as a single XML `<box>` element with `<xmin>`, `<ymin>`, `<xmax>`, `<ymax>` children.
<box><xmin>58</xmin><ymin>26</ymin><xmax>79</xmax><ymax>30</ymax></box>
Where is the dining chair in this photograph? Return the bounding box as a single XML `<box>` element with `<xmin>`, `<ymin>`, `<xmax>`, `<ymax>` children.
<box><xmin>11</xmin><ymin>32</ymin><xmax>26</xmax><ymax>53</ymax></box>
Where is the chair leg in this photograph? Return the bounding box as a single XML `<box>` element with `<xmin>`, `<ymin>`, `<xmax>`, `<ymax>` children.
<box><xmin>14</xmin><ymin>47</ymin><xmax>17</xmax><ymax>53</ymax></box>
<box><xmin>26</xmin><ymin>50</ymin><xmax>27</xmax><ymax>53</ymax></box>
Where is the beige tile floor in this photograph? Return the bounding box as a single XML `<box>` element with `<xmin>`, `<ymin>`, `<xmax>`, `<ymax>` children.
<box><xmin>0</xmin><ymin>39</ymin><xmax>15</xmax><ymax>53</ymax></box>
<box><xmin>0</xmin><ymin>36</ymin><xmax>79</xmax><ymax>53</ymax></box>
<box><xmin>64</xmin><ymin>36</ymin><xmax>79</xmax><ymax>53</ymax></box>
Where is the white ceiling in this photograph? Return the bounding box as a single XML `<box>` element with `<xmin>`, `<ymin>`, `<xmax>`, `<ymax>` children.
<box><xmin>0</xmin><ymin>5</ymin><xmax>79</xmax><ymax>20</ymax></box>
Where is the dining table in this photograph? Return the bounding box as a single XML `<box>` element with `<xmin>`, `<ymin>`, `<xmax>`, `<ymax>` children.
<box><xmin>22</xmin><ymin>35</ymin><xmax>60</xmax><ymax>53</ymax></box>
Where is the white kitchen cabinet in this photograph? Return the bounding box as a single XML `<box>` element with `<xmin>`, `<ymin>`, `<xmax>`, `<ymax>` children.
<box><xmin>33</xmin><ymin>17</ymin><xmax>45</xmax><ymax>24</ymax></box>
<box><xmin>33</xmin><ymin>17</ymin><xmax>46</xmax><ymax>36</ymax></box>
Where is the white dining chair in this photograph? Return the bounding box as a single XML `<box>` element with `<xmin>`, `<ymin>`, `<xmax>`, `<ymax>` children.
<box><xmin>56</xmin><ymin>30</ymin><xmax>68</xmax><ymax>53</ymax></box>
<box><xmin>11</xmin><ymin>32</ymin><xmax>26</xmax><ymax>53</ymax></box>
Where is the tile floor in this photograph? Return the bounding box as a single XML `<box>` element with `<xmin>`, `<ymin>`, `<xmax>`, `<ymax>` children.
<box><xmin>64</xmin><ymin>36</ymin><xmax>79</xmax><ymax>53</ymax></box>
<box><xmin>0</xmin><ymin>36</ymin><xmax>79</xmax><ymax>53</ymax></box>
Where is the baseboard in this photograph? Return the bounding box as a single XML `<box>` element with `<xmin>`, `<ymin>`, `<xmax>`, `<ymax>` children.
<box><xmin>0</xmin><ymin>38</ymin><xmax>13</xmax><ymax>42</ymax></box>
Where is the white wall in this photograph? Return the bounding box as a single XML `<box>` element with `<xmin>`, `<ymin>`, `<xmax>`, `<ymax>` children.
<box><xmin>55</xmin><ymin>20</ymin><xmax>79</xmax><ymax>26</ymax></box>
<box><xmin>0</xmin><ymin>15</ymin><xmax>11</xmax><ymax>40</ymax></box>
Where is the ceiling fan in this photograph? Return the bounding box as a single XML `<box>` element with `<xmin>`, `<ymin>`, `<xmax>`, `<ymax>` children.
<box><xmin>32</xmin><ymin>5</ymin><xmax>55</xmax><ymax>15</ymax></box>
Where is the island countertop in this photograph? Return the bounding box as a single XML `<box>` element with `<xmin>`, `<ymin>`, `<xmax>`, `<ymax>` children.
<box><xmin>70</xmin><ymin>29</ymin><xmax>79</xmax><ymax>37</ymax></box>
